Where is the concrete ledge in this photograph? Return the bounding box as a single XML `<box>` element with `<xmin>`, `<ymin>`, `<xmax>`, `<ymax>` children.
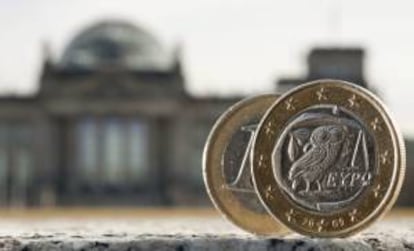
<box><xmin>0</xmin><ymin>216</ymin><xmax>412</xmax><ymax>251</ymax></box>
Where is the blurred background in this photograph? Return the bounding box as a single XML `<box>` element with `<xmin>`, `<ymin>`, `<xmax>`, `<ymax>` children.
<box><xmin>0</xmin><ymin>0</ymin><xmax>413</xmax><ymax>210</ymax></box>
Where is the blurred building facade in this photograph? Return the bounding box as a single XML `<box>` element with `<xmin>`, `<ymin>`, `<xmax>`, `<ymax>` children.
<box><xmin>0</xmin><ymin>20</ymin><xmax>412</xmax><ymax>207</ymax></box>
<box><xmin>277</xmin><ymin>48</ymin><xmax>368</xmax><ymax>92</ymax></box>
<box><xmin>0</xmin><ymin>20</ymin><xmax>239</xmax><ymax>207</ymax></box>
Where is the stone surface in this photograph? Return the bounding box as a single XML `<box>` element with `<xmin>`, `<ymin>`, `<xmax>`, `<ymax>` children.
<box><xmin>0</xmin><ymin>211</ymin><xmax>413</xmax><ymax>251</ymax></box>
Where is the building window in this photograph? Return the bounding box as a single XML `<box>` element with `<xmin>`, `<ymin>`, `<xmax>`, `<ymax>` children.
<box><xmin>102</xmin><ymin>118</ymin><xmax>125</xmax><ymax>184</ymax></box>
<box><xmin>77</xmin><ymin>118</ymin><xmax>98</xmax><ymax>181</ymax></box>
<box><xmin>76</xmin><ymin>117</ymin><xmax>149</xmax><ymax>186</ymax></box>
<box><xmin>128</xmin><ymin>119</ymin><xmax>149</xmax><ymax>181</ymax></box>
<box><xmin>0</xmin><ymin>125</ymin><xmax>8</xmax><ymax>204</ymax></box>
<box><xmin>12</xmin><ymin>124</ymin><xmax>33</xmax><ymax>205</ymax></box>
<box><xmin>0</xmin><ymin>123</ymin><xmax>33</xmax><ymax>206</ymax></box>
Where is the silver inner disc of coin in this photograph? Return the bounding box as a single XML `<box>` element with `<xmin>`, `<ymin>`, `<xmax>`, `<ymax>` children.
<box><xmin>272</xmin><ymin>104</ymin><xmax>377</xmax><ymax>213</ymax></box>
<box><xmin>222</xmin><ymin>116</ymin><xmax>267</xmax><ymax>213</ymax></box>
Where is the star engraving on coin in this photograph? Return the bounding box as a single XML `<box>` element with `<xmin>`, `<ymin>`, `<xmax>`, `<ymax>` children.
<box><xmin>380</xmin><ymin>150</ymin><xmax>390</xmax><ymax>165</ymax></box>
<box><xmin>265</xmin><ymin>185</ymin><xmax>276</xmax><ymax>200</ymax></box>
<box><xmin>373</xmin><ymin>184</ymin><xmax>384</xmax><ymax>198</ymax></box>
<box><xmin>285</xmin><ymin>97</ymin><xmax>296</xmax><ymax>111</ymax></box>
<box><xmin>370</xmin><ymin>117</ymin><xmax>382</xmax><ymax>131</ymax></box>
<box><xmin>257</xmin><ymin>154</ymin><xmax>266</xmax><ymax>169</ymax></box>
<box><xmin>265</xmin><ymin>121</ymin><xmax>275</xmax><ymax>136</ymax></box>
<box><xmin>316</xmin><ymin>87</ymin><xmax>328</xmax><ymax>101</ymax></box>
<box><xmin>348</xmin><ymin>209</ymin><xmax>358</xmax><ymax>222</ymax></box>
<box><xmin>285</xmin><ymin>209</ymin><xmax>297</xmax><ymax>223</ymax></box>
<box><xmin>347</xmin><ymin>94</ymin><xmax>360</xmax><ymax>108</ymax></box>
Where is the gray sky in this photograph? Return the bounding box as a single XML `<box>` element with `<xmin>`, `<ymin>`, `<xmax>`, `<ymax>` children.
<box><xmin>1</xmin><ymin>0</ymin><xmax>414</xmax><ymax>136</ymax></box>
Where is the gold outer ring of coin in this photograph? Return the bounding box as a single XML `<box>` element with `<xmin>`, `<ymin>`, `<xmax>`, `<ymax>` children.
<box><xmin>251</xmin><ymin>79</ymin><xmax>405</xmax><ymax>237</ymax></box>
<box><xmin>203</xmin><ymin>94</ymin><xmax>288</xmax><ymax>235</ymax></box>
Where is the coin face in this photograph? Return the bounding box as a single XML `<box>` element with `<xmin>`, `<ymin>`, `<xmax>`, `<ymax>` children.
<box><xmin>203</xmin><ymin>94</ymin><xmax>286</xmax><ymax>235</ymax></box>
<box><xmin>252</xmin><ymin>79</ymin><xmax>405</xmax><ymax>237</ymax></box>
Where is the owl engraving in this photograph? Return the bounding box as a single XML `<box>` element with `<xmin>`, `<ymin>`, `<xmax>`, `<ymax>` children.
<box><xmin>289</xmin><ymin>125</ymin><xmax>347</xmax><ymax>193</ymax></box>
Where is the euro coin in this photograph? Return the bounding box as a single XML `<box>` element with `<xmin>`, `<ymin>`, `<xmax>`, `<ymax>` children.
<box><xmin>252</xmin><ymin>79</ymin><xmax>405</xmax><ymax>237</ymax></box>
<box><xmin>203</xmin><ymin>94</ymin><xmax>287</xmax><ymax>235</ymax></box>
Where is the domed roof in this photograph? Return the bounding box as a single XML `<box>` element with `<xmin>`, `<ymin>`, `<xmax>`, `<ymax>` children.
<box><xmin>59</xmin><ymin>20</ymin><xmax>173</xmax><ymax>71</ymax></box>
